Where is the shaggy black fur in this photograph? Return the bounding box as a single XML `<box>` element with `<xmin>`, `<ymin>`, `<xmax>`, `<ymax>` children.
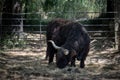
<box><xmin>46</xmin><ymin>18</ymin><xmax>90</xmax><ymax>68</ymax></box>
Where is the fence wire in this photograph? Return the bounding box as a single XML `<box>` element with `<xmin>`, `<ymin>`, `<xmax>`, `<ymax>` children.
<box><xmin>0</xmin><ymin>12</ymin><xmax>119</xmax><ymax>51</ymax></box>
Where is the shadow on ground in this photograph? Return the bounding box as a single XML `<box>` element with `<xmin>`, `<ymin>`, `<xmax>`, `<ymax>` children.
<box><xmin>0</xmin><ymin>48</ymin><xmax>120</xmax><ymax>80</ymax></box>
<box><xmin>0</xmin><ymin>33</ymin><xmax>120</xmax><ymax>80</ymax></box>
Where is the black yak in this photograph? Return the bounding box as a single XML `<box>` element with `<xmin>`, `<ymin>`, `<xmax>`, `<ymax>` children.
<box><xmin>46</xmin><ymin>19</ymin><xmax>90</xmax><ymax>68</ymax></box>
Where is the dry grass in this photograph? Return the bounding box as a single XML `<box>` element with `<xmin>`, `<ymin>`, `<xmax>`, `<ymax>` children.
<box><xmin>0</xmin><ymin>33</ymin><xmax>120</xmax><ymax>80</ymax></box>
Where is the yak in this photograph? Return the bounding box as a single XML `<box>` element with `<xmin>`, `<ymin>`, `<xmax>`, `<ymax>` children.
<box><xmin>46</xmin><ymin>18</ymin><xmax>90</xmax><ymax>69</ymax></box>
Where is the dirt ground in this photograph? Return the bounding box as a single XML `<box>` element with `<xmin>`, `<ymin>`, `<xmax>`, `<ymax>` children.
<box><xmin>0</xmin><ymin>33</ymin><xmax>120</xmax><ymax>80</ymax></box>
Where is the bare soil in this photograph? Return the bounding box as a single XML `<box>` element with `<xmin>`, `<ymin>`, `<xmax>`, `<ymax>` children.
<box><xmin>0</xmin><ymin>33</ymin><xmax>120</xmax><ymax>80</ymax></box>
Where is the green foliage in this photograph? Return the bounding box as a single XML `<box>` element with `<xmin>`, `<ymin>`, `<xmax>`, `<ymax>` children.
<box><xmin>2</xmin><ymin>37</ymin><xmax>26</xmax><ymax>49</ymax></box>
<box><xmin>0</xmin><ymin>0</ymin><xmax>5</xmax><ymax>12</ymax></box>
<box><xmin>19</xmin><ymin>0</ymin><xmax>107</xmax><ymax>31</ymax></box>
<box><xmin>22</xmin><ymin>0</ymin><xmax>107</xmax><ymax>18</ymax></box>
<box><xmin>42</xmin><ymin>0</ymin><xmax>58</xmax><ymax>12</ymax></box>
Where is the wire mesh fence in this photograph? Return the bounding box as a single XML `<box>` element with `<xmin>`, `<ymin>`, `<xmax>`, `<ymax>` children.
<box><xmin>0</xmin><ymin>11</ymin><xmax>119</xmax><ymax>52</ymax></box>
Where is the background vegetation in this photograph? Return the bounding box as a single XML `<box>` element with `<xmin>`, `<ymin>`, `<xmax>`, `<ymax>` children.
<box><xmin>0</xmin><ymin>0</ymin><xmax>119</xmax><ymax>49</ymax></box>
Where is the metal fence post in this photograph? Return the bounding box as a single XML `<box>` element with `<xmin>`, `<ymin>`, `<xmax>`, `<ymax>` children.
<box><xmin>114</xmin><ymin>20</ymin><xmax>119</xmax><ymax>50</ymax></box>
<box><xmin>19</xmin><ymin>16</ymin><xmax>24</xmax><ymax>40</ymax></box>
<box><xmin>40</xmin><ymin>20</ymin><xmax>42</xmax><ymax>49</ymax></box>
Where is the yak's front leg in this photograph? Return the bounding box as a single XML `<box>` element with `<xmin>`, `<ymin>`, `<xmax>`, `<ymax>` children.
<box><xmin>71</xmin><ymin>56</ymin><xmax>76</xmax><ymax>67</ymax></box>
<box><xmin>80</xmin><ymin>59</ymin><xmax>85</xmax><ymax>68</ymax></box>
<box><xmin>47</xmin><ymin>42</ymin><xmax>56</xmax><ymax>64</ymax></box>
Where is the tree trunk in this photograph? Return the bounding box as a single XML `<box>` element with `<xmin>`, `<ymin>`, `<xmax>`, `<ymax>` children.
<box><xmin>1</xmin><ymin>0</ymin><xmax>13</xmax><ymax>40</ymax></box>
<box><xmin>107</xmin><ymin>0</ymin><xmax>115</xmax><ymax>18</ymax></box>
<box><xmin>115</xmin><ymin>0</ymin><xmax>120</xmax><ymax>50</ymax></box>
<box><xmin>1</xmin><ymin>0</ymin><xmax>23</xmax><ymax>43</ymax></box>
<box><xmin>106</xmin><ymin>0</ymin><xmax>120</xmax><ymax>50</ymax></box>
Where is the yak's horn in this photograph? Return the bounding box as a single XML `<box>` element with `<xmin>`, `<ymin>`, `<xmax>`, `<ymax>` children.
<box><xmin>48</xmin><ymin>40</ymin><xmax>61</xmax><ymax>50</ymax></box>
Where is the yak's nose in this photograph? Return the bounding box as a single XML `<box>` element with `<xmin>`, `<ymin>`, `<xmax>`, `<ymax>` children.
<box><xmin>56</xmin><ymin>59</ymin><xmax>68</xmax><ymax>69</ymax></box>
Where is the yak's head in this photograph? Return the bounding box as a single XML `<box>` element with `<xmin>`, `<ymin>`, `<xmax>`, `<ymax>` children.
<box><xmin>48</xmin><ymin>40</ymin><xmax>70</xmax><ymax>68</ymax></box>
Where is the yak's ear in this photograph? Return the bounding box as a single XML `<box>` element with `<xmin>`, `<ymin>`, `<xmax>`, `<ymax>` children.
<box><xmin>70</xmin><ymin>50</ymin><xmax>77</xmax><ymax>57</ymax></box>
<box><xmin>64</xmin><ymin>49</ymin><xmax>69</xmax><ymax>55</ymax></box>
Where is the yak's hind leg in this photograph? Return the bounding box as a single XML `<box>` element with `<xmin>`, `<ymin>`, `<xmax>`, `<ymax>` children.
<box><xmin>80</xmin><ymin>59</ymin><xmax>85</xmax><ymax>68</ymax></box>
<box><xmin>79</xmin><ymin>46</ymin><xmax>90</xmax><ymax>68</ymax></box>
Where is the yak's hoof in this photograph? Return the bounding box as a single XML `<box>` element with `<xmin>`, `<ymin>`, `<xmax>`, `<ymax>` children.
<box><xmin>48</xmin><ymin>62</ymin><xmax>54</xmax><ymax>65</ymax></box>
<box><xmin>80</xmin><ymin>65</ymin><xmax>85</xmax><ymax>68</ymax></box>
<box><xmin>71</xmin><ymin>64</ymin><xmax>76</xmax><ymax>67</ymax></box>
<box><xmin>77</xmin><ymin>57</ymin><xmax>82</xmax><ymax>60</ymax></box>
